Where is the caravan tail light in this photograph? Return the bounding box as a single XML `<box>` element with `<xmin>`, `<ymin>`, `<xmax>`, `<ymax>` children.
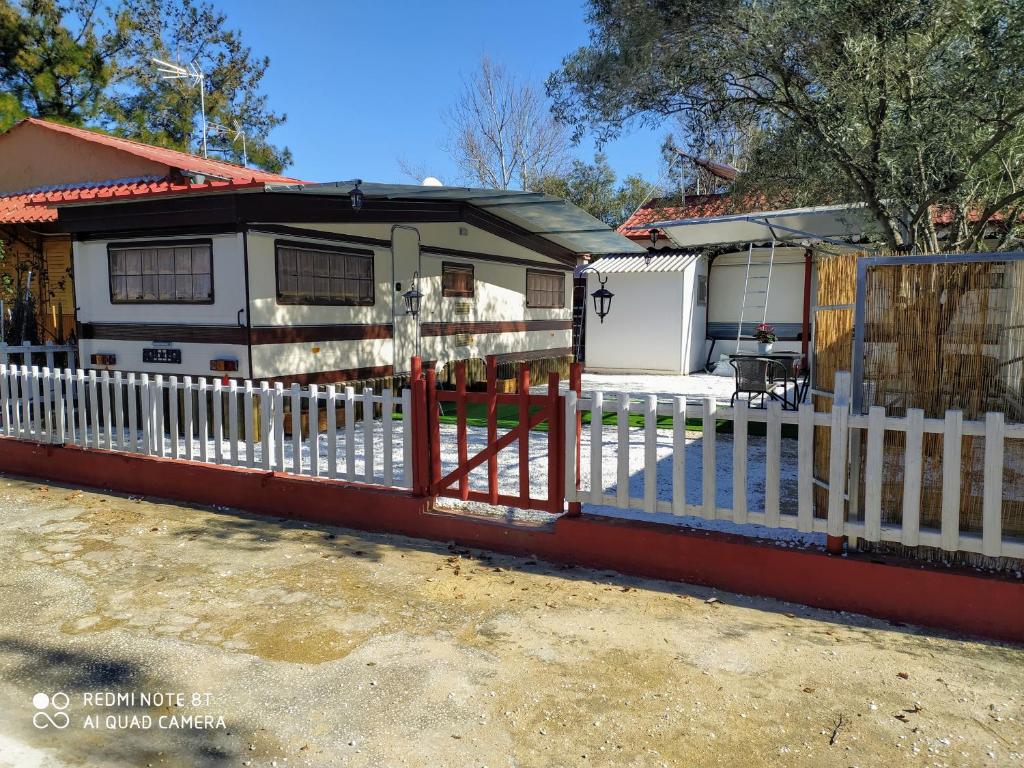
<box><xmin>90</xmin><ymin>354</ymin><xmax>117</xmax><ymax>366</ymax></box>
<box><xmin>210</xmin><ymin>358</ymin><xmax>239</xmax><ymax>372</ymax></box>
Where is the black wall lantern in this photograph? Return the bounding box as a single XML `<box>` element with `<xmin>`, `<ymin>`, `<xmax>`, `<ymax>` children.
<box><xmin>646</xmin><ymin>228</ymin><xmax>658</xmax><ymax>266</ymax></box>
<box><xmin>402</xmin><ymin>271</ymin><xmax>423</xmax><ymax>317</ymax></box>
<box><xmin>576</xmin><ymin>265</ymin><xmax>614</xmax><ymax>324</ymax></box>
<box><xmin>349</xmin><ymin>179</ymin><xmax>365</xmax><ymax>211</ymax></box>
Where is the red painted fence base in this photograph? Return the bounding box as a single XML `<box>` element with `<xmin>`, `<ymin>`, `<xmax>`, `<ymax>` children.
<box><xmin>2</xmin><ymin>437</ymin><xmax>1021</xmax><ymax>644</ymax></box>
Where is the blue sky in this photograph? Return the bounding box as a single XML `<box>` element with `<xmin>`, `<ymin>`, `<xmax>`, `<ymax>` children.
<box><xmin>214</xmin><ymin>0</ymin><xmax>669</xmax><ymax>185</ymax></box>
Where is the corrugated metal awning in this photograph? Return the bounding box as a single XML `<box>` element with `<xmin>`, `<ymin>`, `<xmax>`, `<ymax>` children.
<box><xmin>587</xmin><ymin>251</ymin><xmax>700</xmax><ymax>273</ymax></box>
<box><xmin>267</xmin><ymin>181</ymin><xmax>646</xmax><ymax>257</ymax></box>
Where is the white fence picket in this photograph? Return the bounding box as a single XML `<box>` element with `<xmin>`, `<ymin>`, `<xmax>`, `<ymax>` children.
<box><xmin>941</xmin><ymin>410</ymin><xmax>963</xmax><ymax>552</ymax></box>
<box><xmin>643</xmin><ymin>394</ymin><xmax>657</xmax><ymax>514</ymax></box>
<box><xmin>125</xmin><ymin>373</ymin><xmax>136</xmax><ymax>452</ymax></box>
<box><xmin>983</xmin><ymin>412</ymin><xmax>1004</xmax><ymax>557</ymax></box>
<box><xmin>826</xmin><ymin>373</ymin><xmax>851</xmax><ymax>538</ymax></box>
<box><xmin>273</xmin><ymin>383</ymin><xmax>285</xmax><ymax>471</ymax></box>
<box><xmin>183</xmin><ymin>378</ymin><xmax>194</xmax><ymax>462</ymax></box>
<box><xmin>88</xmin><ymin>370</ymin><xmax>100</xmax><ymax>449</ymax></box>
<box><xmin>564</xmin><ymin>391</ymin><xmax>577</xmax><ymax>503</ymax></box>
<box><xmin>243</xmin><ymin>382</ymin><xmax>254</xmax><ymax>468</ymax></box>
<box><xmin>590</xmin><ymin>391</ymin><xmax>603</xmax><ymax>504</ymax></box>
<box><xmin>99</xmin><ymin>371</ymin><xmax>112</xmax><ymax>449</ymax></box>
<box><xmin>197</xmin><ymin>378</ymin><xmax>209</xmax><ymax>463</ymax></box>
<box><xmin>326</xmin><ymin>385</ymin><xmax>338</xmax><ymax>479</ymax></box>
<box><xmin>213</xmin><ymin>379</ymin><xmax>224</xmax><ymax>465</ymax></box>
<box><xmin>290</xmin><ymin>383</ymin><xmax>301</xmax><ymax>474</ymax></box>
<box><xmin>616</xmin><ymin>392</ymin><xmax>629</xmax><ymax>508</ymax></box>
<box><xmin>401</xmin><ymin>389</ymin><xmax>413</xmax><ymax>488</ymax></box>
<box><xmin>345</xmin><ymin>386</ymin><xmax>356</xmax><ymax>480</ymax></box>
<box><xmin>765</xmin><ymin>400</ymin><xmax>781</xmax><ymax>527</ymax></box>
<box><xmin>797</xmin><ymin>402</ymin><xmax>814</xmax><ymax>532</ymax></box>
<box><xmin>864</xmin><ymin>406</ymin><xmax>885</xmax><ymax>542</ymax></box>
<box><xmin>138</xmin><ymin>374</ymin><xmax>150</xmax><ymax>454</ymax></box>
<box><xmin>168</xmin><ymin>376</ymin><xmax>180</xmax><ymax>460</ymax></box>
<box><xmin>0</xmin><ymin>366</ymin><xmax>11</xmax><ymax>436</ymax></box>
<box><xmin>112</xmin><ymin>372</ymin><xmax>123</xmax><ymax>450</ymax></box>
<box><xmin>701</xmin><ymin>397</ymin><xmax>716</xmax><ymax>519</ymax></box>
<box><xmin>672</xmin><ymin>396</ymin><xmax>686</xmax><ymax>516</ymax></box>
<box><xmin>363</xmin><ymin>387</ymin><xmax>374</xmax><ymax>483</ymax></box>
<box><xmin>900</xmin><ymin>408</ymin><xmax>925</xmax><ymax>547</ymax></box>
<box><xmin>228</xmin><ymin>380</ymin><xmax>240</xmax><ymax>465</ymax></box>
<box><xmin>382</xmin><ymin>388</ymin><xmax>393</xmax><ymax>486</ymax></box>
<box><xmin>732</xmin><ymin>399</ymin><xmax>748</xmax><ymax>523</ymax></box>
<box><xmin>309</xmin><ymin>384</ymin><xmax>320</xmax><ymax>478</ymax></box>
<box><xmin>260</xmin><ymin>382</ymin><xmax>272</xmax><ymax>471</ymax></box>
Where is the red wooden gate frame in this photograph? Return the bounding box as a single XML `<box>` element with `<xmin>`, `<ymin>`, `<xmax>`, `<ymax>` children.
<box><xmin>409</xmin><ymin>355</ymin><xmax>566</xmax><ymax>514</ymax></box>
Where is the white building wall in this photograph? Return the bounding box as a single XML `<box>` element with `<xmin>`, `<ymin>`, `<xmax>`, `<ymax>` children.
<box><xmin>584</xmin><ymin>271</ymin><xmax>687</xmax><ymax>374</ymax></box>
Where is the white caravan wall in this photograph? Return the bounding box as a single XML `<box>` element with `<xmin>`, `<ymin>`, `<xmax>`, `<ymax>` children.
<box><xmin>74</xmin><ymin>232</ymin><xmax>250</xmax><ymax>378</ymax></box>
<box><xmin>707</xmin><ymin>247</ymin><xmax>806</xmax><ymax>357</ymax></box>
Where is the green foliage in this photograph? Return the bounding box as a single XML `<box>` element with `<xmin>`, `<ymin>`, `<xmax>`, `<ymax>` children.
<box><xmin>533</xmin><ymin>152</ymin><xmax>652</xmax><ymax>228</ymax></box>
<box><xmin>549</xmin><ymin>0</ymin><xmax>1024</xmax><ymax>251</ymax></box>
<box><xmin>0</xmin><ymin>0</ymin><xmax>290</xmax><ymax>171</ymax></box>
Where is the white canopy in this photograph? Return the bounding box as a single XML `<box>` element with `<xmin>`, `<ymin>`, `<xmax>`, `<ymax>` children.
<box><xmin>633</xmin><ymin>202</ymin><xmax>873</xmax><ymax>248</ymax></box>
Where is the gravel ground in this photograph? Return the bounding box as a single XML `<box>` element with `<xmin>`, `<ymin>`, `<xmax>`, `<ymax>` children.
<box><xmin>0</xmin><ymin>476</ymin><xmax>1020</xmax><ymax>767</ymax></box>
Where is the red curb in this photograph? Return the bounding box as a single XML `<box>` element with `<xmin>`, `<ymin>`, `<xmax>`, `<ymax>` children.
<box><xmin>2</xmin><ymin>438</ymin><xmax>1021</xmax><ymax>643</ymax></box>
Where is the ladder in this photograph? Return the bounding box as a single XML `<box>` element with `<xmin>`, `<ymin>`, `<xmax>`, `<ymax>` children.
<box><xmin>735</xmin><ymin>241</ymin><xmax>776</xmax><ymax>352</ymax></box>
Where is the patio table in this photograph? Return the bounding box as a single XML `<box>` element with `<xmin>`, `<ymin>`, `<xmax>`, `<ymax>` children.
<box><xmin>728</xmin><ymin>352</ymin><xmax>805</xmax><ymax>410</ymax></box>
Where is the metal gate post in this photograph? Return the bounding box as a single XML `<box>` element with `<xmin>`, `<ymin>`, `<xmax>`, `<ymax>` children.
<box><xmin>425</xmin><ymin>362</ymin><xmax>440</xmax><ymax>494</ymax></box>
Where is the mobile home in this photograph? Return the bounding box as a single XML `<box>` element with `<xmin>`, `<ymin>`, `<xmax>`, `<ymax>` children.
<box><xmin>58</xmin><ymin>182</ymin><xmax>643</xmax><ymax>384</ymax></box>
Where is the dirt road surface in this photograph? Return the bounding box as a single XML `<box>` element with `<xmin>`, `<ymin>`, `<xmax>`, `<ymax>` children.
<box><xmin>0</xmin><ymin>473</ymin><xmax>1020</xmax><ymax>767</ymax></box>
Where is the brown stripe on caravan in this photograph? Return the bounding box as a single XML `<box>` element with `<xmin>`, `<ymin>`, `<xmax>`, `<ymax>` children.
<box><xmin>249</xmin><ymin>324</ymin><xmax>394</xmax><ymax>345</ymax></box>
<box><xmin>80</xmin><ymin>323</ymin><xmax>248</xmax><ymax>344</ymax></box>
<box><xmin>419</xmin><ymin>319</ymin><xmax>572</xmax><ymax>337</ymax></box>
<box><xmin>262</xmin><ymin>365</ymin><xmax>394</xmax><ymax>385</ymax></box>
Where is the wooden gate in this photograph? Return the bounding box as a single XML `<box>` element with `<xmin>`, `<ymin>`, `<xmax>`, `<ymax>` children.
<box><xmin>409</xmin><ymin>355</ymin><xmax>566</xmax><ymax>513</ymax></box>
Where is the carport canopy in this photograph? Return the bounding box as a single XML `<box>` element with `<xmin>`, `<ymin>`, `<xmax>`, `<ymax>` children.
<box><xmin>267</xmin><ymin>181</ymin><xmax>647</xmax><ymax>257</ymax></box>
<box><xmin>633</xmin><ymin>202</ymin><xmax>874</xmax><ymax>248</ymax></box>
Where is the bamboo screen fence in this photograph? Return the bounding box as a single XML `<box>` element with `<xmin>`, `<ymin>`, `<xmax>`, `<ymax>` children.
<box><xmin>814</xmin><ymin>251</ymin><xmax>1024</xmax><ymax>565</ymax></box>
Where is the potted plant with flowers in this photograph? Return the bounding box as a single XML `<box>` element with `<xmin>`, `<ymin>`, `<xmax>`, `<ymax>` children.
<box><xmin>754</xmin><ymin>322</ymin><xmax>777</xmax><ymax>354</ymax></box>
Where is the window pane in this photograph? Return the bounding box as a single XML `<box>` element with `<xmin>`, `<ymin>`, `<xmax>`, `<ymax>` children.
<box><xmin>158</xmin><ymin>249</ymin><xmax>175</xmax><ymax>274</ymax></box>
<box><xmin>191</xmin><ymin>248</ymin><xmax>210</xmax><ymax>275</ymax></box>
<box><xmin>174</xmin><ymin>249</ymin><xmax>191</xmax><ymax>274</ymax></box>
<box><xmin>125</xmin><ymin>276</ymin><xmax>142</xmax><ymax>299</ymax></box>
<box><xmin>124</xmin><ymin>251</ymin><xmax>142</xmax><ymax>275</ymax></box>
<box><xmin>192</xmin><ymin>274</ymin><xmax>211</xmax><ymax>299</ymax></box>
<box><xmin>142</xmin><ymin>275</ymin><xmax>158</xmax><ymax>301</ymax></box>
<box><xmin>111</xmin><ymin>276</ymin><xmax>127</xmax><ymax>301</ymax></box>
<box><xmin>158</xmin><ymin>275</ymin><xmax>174</xmax><ymax>300</ymax></box>
<box><xmin>174</xmin><ymin>275</ymin><xmax>191</xmax><ymax>300</ymax></box>
<box><xmin>110</xmin><ymin>251</ymin><xmax>125</xmax><ymax>275</ymax></box>
<box><xmin>142</xmin><ymin>249</ymin><xmax>158</xmax><ymax>275</ymax></box>
<box><xmin>314</xmin><ymin>253</ymin><xmax>330</xmax><ymax>277</ymax></box>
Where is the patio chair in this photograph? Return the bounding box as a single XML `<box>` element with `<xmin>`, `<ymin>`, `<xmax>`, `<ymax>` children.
<box><xmin>729</xmin><ymin>357</ymin><xmax>792</xmax><ymax>409</ymax></box>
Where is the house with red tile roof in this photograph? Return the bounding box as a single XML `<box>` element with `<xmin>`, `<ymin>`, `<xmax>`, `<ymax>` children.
<box><xmin>0</xmin><ymin>118</ymin><xmax>299</xmax><ymax>342</ymax></box>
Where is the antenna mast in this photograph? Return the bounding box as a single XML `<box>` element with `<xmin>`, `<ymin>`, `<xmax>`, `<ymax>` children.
<box><xmin>152</xmin><ymin>57</ymin><xmax>208</xmax><ymax>158</ymax></box>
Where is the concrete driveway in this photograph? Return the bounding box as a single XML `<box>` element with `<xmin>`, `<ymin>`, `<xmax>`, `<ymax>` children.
<box><xmin>0</xmin><ymin>474</ymin><xmax>1020</xmax><ymax>767</ymax></box>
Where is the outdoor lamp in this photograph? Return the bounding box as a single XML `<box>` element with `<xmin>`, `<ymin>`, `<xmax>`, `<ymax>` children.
<box><xmin>590</xmin><ymin>278</ymin><xmax>614</xmax><ymax>323</ymax></box>
<box><xmin>645</xmin><ymin>229</ymin><xmax>658</xmax><ymax>266</ymax></box>
<box><xmin>349</xmin><ymin>179</ymin><xmax>365</xmax><ymax>211</ymax></box>
<box><xmin>575</xmin><ymin>265</ymin><xmax>614</xmax><ymax>324</ymax></box>
<box><xmin>402</xmin><ymin>271</ymin><xmax>423</xmax><ymax>317</ymax></box>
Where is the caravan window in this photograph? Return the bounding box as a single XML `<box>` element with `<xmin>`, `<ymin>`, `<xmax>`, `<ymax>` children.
<box><xmin>108</xmin><ymin>241</ymin><xmax>213</xmax><ymax>304</ymax></box>
<box><xmin>442</xmin><ymin>262</ymin><xmax>474</xmax><ymax>298</ymax></box>
<box><xmin>275</xmin><ymin>241</ymin><xmax>375</xmax><ymax>306</ymax></box>
<box><xmin>526</xmin><ymin>269</ymin><xmax>565</xmax><ymax>308</ymax></box>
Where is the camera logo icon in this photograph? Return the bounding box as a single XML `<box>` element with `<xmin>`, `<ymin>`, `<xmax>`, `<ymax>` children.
<box><xmin>32</xmin><ymin>692</ymin><xmax>70</xmax><ymax>729</ymax></box>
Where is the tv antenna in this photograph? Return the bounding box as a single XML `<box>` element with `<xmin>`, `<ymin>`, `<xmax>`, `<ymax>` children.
<box><xmin>152</xmin><ymin>57</ymin><xmax>208</xmax><ymax>158</ymax></box>
<box><xmin>207</xmin><ymin>121</ymin><xmax>249</xmax><ymax>167</ymax></box>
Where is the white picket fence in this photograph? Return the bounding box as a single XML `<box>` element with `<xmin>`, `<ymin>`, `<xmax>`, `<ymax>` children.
<box><xmin>0</xmin><ymin>342</ymin><xmax>77</xmax><ymax>370</ymax></box>
<box><xmin>563</xmin><ymin>372</ymin><xmax>1024</xmax><ymax>560</ymax></box>
<box><xmin>0</xmin><ymin>364</ymin><xmax>412</xmax><ymax>488</ymax></box>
